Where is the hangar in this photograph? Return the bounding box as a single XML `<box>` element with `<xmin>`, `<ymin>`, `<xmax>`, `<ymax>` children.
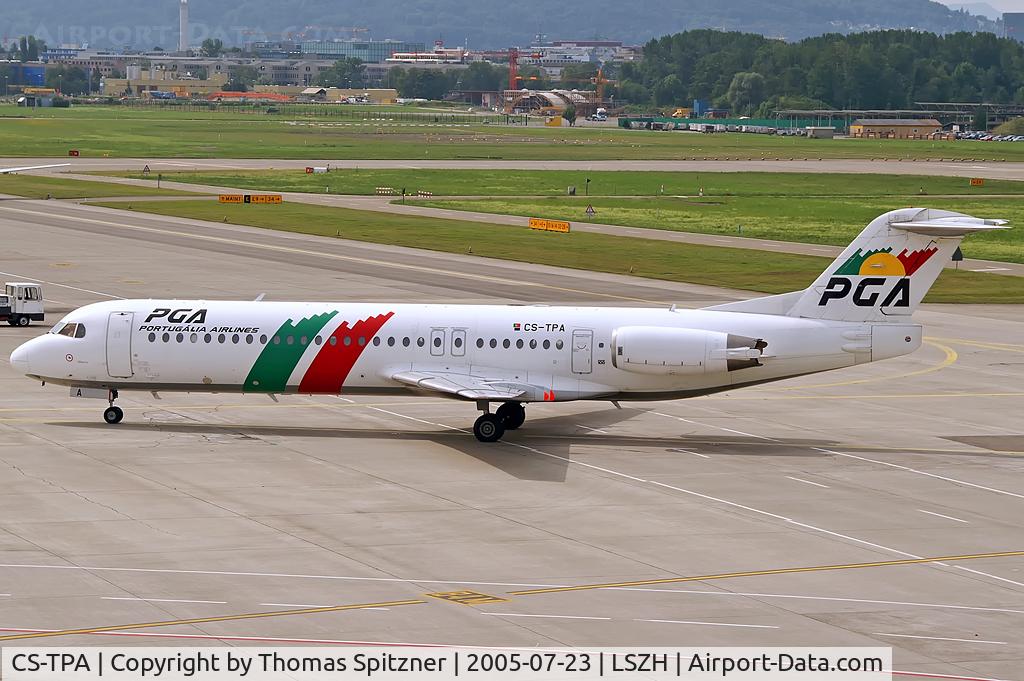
<box><xmin>848</xmin><ymin>118</ymin><xmax>943</xmax><ymax>139</ymax></box>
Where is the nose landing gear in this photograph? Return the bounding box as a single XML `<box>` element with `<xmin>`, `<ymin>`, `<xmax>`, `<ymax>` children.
<box><xmin>473</xmin><ymin>401</ymin><xmax>526</xmax><ymax>442</ymax></box>
<box><xmin>103</xmin><ymin>389</ymin><xmax>123</xmax><ymax>424</ymax></box>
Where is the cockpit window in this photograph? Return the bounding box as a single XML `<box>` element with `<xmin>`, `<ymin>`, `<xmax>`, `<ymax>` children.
<box><xmin>55</xmin><ymin>323</ymin><xmax>85</xmax><ymax>338</ymax></box>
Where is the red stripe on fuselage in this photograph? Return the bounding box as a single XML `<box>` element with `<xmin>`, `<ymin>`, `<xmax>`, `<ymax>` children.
<box><xmin>298</xmin><ymin>312</ymin><xmax>394</xmax><ymax>394</ymax></box>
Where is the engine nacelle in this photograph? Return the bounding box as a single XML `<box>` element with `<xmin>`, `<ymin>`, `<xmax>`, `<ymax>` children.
<box><xmin>611</xmin><ymin>326</ymin><xmax>767</xmax><ymax>376</ymax></box>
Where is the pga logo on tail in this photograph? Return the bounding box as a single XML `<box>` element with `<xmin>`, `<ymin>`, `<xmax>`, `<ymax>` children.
<box><xmin>817</xmin><ymin>247</ymin><xmax>937</xmax><ymax>308</ymax></box>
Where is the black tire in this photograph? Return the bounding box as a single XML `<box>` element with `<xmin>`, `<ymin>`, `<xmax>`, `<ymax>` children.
<box><xmin>103</xmin><ymin>406</ymin><xmax>124</xmax><ymax>425</ymax></box>
<box><xmin>473</xmin><ymin>413</ymin><xmax>505</xmax><ymax>443</ymax></box>
<box><xmin>496</xmin><ymin>402</ymin><xmax>526</xmax><ymax>430</ymax></box>
<box><xmin>16</xmin><ymin>316</ymin><xmax>29</xmax><ymax>327</ymax></box>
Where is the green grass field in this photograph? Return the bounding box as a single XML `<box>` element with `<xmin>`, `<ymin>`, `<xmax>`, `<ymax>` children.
<box><xmin>89</xmin><ymin>198</ymin><xmax>1024</xmax><ymax>303</ymax></box>
<box><xmin>419</xmin><ymin>195</ymin><xmax>1024</xmax><ymax>264</ymax></box>
<box><xmin>0</xmin><ymin>174</ymin><xmax>197</xmax><ymax>199</ymax></box>
<box><xmin>101</xmin><ymin>169</ymin><xmax>1024</xmax><ymax>198</ymax></box>
<box><xmin>3</xmin><ymin>104</ymin><xmax>1022</xmax><ymax>160</ymax></box>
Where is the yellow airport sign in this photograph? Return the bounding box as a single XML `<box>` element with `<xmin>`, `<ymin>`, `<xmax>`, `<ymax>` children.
<box><xmin>529</xmin><ymin>217</ymin><xmax>571</xmax><ymax>233</ymax></box>
<box><xmin>219</xmin><ymin>194</ymin><xmax>283</xmax><ymax>204</ymax></box>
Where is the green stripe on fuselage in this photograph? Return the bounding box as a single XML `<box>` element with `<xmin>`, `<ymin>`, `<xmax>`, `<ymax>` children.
<box><xmin>243</xmin><ymin>311</ymin><xmax>338</xmax><ymax>392</ymax></box>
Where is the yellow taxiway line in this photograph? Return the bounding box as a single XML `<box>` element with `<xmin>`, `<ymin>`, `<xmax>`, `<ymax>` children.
<box><xmin>507</xmin><ymin>550</ymin><xmax>1024</xmax><ymax>596</ymax></box>
<box><xmin>5</xmin><ymin>551</ymin><xmax>1023</xmax><ymax>641</ymax></box>
<box><xmin>0</xmin><ymin>599</ymin><xmax>427</xmax><ymax>642</ymax></box>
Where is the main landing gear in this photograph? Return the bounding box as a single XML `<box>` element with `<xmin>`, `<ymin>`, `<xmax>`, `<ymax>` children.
<box><xmin>473</xmin><ymin>401</ymin><xmax>526</xmax><ymax>443</ymax></box>
<box><xmin>103</xmin><ymin>389</ymin><xmax>123</xmax><ymax>425</ymax></box>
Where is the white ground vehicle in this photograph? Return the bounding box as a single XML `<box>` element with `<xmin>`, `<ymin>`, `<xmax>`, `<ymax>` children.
<box><xmin>1</xmin><ymin>282</ymin><xmax>45</xmax><ymax>327</ymax></box>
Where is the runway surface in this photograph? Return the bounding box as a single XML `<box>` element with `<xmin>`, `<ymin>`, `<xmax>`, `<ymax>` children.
<box><xmin>0</xmin><ymin>199</ymin><xmax>1023</xmax><ymax>679</ymax></box>
<box><xmin>6</xmin><ymin>156</ymin><xmax>1024</xmax><ymax>180</ymax></box>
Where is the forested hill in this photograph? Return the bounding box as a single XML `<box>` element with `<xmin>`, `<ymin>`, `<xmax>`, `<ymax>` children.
<box><xmin>617</xmin><ymin>30</ymin><xmax>1024</xmax><ymax>113</ymax></box>
<box><xmin>2</xmin><ymin>0</ymin><xmax>996</xmax><ymax>49</ymax></box>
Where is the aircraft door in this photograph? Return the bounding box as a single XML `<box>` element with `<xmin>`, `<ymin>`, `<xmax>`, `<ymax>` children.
<box><xmin>571</xmin><ymin>329</ymin><xmax>593</xmax><ymax>374</ymax></box>
<box><xmin>106</xmin><ymin>312</ymin><xmax>134</xmax><ymax>378</ymax></box>
<box><xmin>451</xmin><ymin>328</ymin><xmax>466</xmax><ymax>357</ymax></box>
<box><xmin>429</xmin><ymin>328</ymin><xmax>446</xmax><ymax>357</ymax></box>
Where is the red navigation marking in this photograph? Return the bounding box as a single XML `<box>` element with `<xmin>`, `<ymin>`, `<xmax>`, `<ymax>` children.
<box><xmin>896</xmin><ymin>247</ymin><xmax>938</xmax><ymax>276</ymax></box>
<box><xmin>298</xmin><ymin>312</ymin><xmax>394</xmax><ymax>394</ymax></box>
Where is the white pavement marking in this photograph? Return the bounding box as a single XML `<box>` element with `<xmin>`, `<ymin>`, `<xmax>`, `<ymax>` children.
<box><xmin>575</xmin><ymin>424</ymin><xmax>608</xmax><ymax>434</ymax></box>
<box><xmin>0</xmin><ymin>562</ymin><xmax>565</xmax><ymax>589</ymax></box>
<box><xmin>638</xmin><ymin>619</ymin><xmax>779</xmax><ymax>629</ymax></box>
<box><xmin>669</xmin><ymin>448</ymin><xmax>710</xmax><ymax>459</ymax></box>
<box><xmin>815</xmin><ymin>448</ymin><xmax>1024</xmax><ymax>500</ymax></box>
<box><xmin>873</xmin><ymin>632</ymin><xmax>1007</xmax><ymax>645</ymax></box>
<box><xmin>101</xmin><ymin>597</ymin><xmax>227</xmax><ymax>604</ymax></box>
<box><xmin>481</xmin><ymin>613</ymin><xmax>611</xmax><ymax>621</ymax></box>
<box><xmin>368</xmin><ymin>407</ymin><xmax>1024</xmax><ymax>592</ymax></box>
<box><xmin>970</xmin><ymin>268</ymin><xmax>1011</xmax><ymax>272</ymax></box>
<box><xmin>0</xmin><ymin>270</ymin><xmax>123</xmax><ymax>299</ymax></box>
<box><xmin>918</xmin><ymin>510</ymin><xmax>970</xmax><ymax>524</ymax></box>
<box><xmin>786</xmin><ymin>476</ymin><xmax>830</xmax><ymax>489</ymax></box>
<box><xmin>650</xmin><ymin>411</ymin><xmax>781</xmax><ymax>442</ymax></box>
<box><xmin>617</xmin><ymin>588</ymin><xmax>1024</xmax><ymax>615</ymax></box>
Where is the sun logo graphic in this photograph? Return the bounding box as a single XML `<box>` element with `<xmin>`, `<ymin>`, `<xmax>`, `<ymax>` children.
<box><xmin>819</xmin><ymin>246</ymin><xmax>938</xmax><ymax>308</ymax></box>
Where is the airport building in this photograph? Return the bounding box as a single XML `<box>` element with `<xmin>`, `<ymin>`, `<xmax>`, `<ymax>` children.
<box><xmin>848</xmin><ymin>118</ymin><xmax>943</xmax><ymax>138</ymax></box>
<box><xmin>299</xmin><ymin>39</ymin><xmax>425</xmax><ymax>63</ymax></box>
<box><xmin>101</xmin><ymin>66</ymin><xmax>229</xmax><ymax>97</ymax></box>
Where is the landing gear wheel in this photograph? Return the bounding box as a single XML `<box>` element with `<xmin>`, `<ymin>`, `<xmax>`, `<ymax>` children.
<box><xmin>16</xmin><ymin>316</ymin><xmax>29</xmax><ymax>327</ymax></box>
<box><xmin>103</xmin><ymin>406</ymin><xmax>124</xmax><ymax>425</ymax></box>
<box><xmin>473</xmin><ymin>413</ymin><xmax>505</xmax><ymax>443</ymax></box>
<box><xmin>496</xmin><ymin>402</ymin><xmax>526</xmax><ymax>430</ymax></box>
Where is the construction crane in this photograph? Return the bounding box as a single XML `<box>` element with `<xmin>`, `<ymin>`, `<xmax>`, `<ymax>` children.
<box><xmin>507</xmin><ymin>47</ymin><xmax>546</xmax><ymax>90</ymax></box>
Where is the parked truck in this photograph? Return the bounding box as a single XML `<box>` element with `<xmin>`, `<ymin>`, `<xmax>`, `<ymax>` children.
<box><xmin>0</xmin><ymin>282</ymin><xmax>44</xmax><ymax>326</ymax></box>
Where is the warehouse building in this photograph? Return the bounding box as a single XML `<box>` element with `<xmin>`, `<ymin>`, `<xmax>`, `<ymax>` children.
<box><xmin>849</xmin><ymin>118</ymin><xmax>943</xmax><ymax>139</ymax></box>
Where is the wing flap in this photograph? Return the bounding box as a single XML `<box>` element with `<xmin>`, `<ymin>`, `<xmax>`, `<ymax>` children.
<box><xmin>390</xmin><ymin>370</ymin><xmax>527</xmax><ymax>400</ymax></box>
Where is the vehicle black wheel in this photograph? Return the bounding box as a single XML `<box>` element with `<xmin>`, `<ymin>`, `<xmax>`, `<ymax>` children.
<box><xmin>103</xmin><ymin>406</ymin><xmax>124</xmax><ymax>425</ymax></box>
<box><xmin>496</xmin><ymin>402</ymin><xmax>526</xmax><ymax>430</ymax></box>
<box><xmin>473</xmin><ymin>413</ymin><xmax>505</xmax><ymax>443</ymax></box>
<box><xmin>16</xmin><ymin>316</ymin><xmax>29</xmax><ymax>327</ymax></box>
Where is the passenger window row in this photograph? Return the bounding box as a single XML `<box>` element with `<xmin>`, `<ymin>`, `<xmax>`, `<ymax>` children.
<box><xmin>144</xmin><ymin>332</ymin><xmax>566</xmax><ymax>351</ymax></box>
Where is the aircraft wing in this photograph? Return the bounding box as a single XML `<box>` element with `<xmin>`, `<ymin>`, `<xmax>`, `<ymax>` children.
<box><xmin>0</xmin><ymin>163</ymin><xmax>71</xmax><ymax>174</ymax></box>
<box><xmin>390</xmin><ymin>370</ymin><xmax>529</xmax><ymax>401</ymax></box>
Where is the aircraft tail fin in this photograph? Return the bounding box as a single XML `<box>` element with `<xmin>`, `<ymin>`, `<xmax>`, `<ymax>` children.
<box><xmin>707</xmin><ymin>208</ymin><xmax>1007</xmax><ymax>322</ymax></box>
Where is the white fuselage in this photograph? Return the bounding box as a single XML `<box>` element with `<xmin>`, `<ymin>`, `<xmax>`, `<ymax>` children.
<box><xmin>10</xmin><ymin>299</ymin><xmax>921</xmax><ymax>402</ymax></box>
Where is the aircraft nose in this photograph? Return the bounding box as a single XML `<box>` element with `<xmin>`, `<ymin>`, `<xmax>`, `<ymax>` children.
<box><xmin>9</xmin><ymin>339</ymin><xmax>33</xmax><ymax>374</ymax></box>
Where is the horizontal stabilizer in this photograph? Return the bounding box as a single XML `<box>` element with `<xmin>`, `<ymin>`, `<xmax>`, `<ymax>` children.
<box><xmin>891</xmin><ymin>216</ymin><xmax>1009</xmax><ymax>237</ymax></box>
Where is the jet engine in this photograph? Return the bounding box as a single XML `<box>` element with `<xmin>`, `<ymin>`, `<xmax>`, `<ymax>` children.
<box><xmin>611</xmin><ymin>326</ymin><xmax>767</xmax><ymax>376</ymax></box>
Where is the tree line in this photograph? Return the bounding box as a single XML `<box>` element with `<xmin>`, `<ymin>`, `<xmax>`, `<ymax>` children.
<box><xmin>617</xmin><ymin>29</ymin><xmax>1024</xmax><ymax>115</ymax></box>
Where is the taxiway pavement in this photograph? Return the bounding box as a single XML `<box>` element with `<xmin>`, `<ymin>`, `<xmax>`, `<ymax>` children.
<box><xmin>0</xmin><ymin>199</ymin><xmax>1022</xmax><ymax>679</ymax></box>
